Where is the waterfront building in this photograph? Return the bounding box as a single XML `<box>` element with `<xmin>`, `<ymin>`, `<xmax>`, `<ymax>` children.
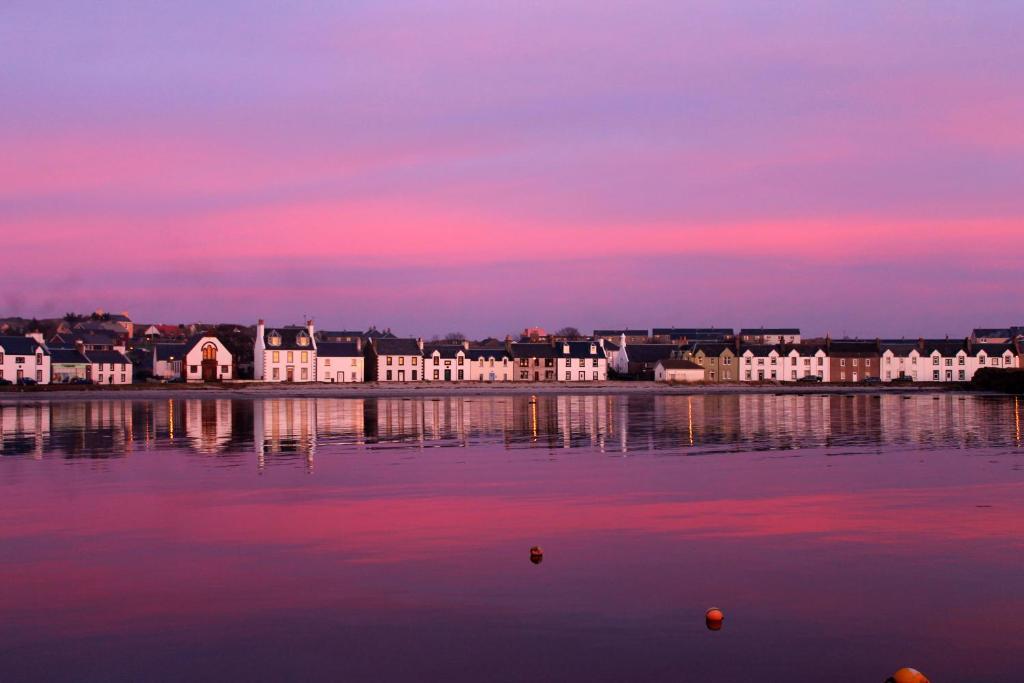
<box><xmin>0</xmin><ymin>334</ymin><xmax>51</xmax><ymax>384</ymax></box>
<box><xmin>364</xmin><ymin>338</ymin><xmax>422</xmax><ymax>382</ymax></box>
<box><xmin>254</xmin><ymin>319</ymin><xmax>317</xmax><ymax>382</ymax></box>
<box><xmin>316</xmin><ymin>340</ymin><xmax>364</xmax><ymax>383</ymax></box>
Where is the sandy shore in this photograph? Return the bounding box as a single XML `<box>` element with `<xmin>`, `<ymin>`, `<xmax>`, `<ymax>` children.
<box><xmin>0</xmin><ymin>381</ymin><xmax>965</xmax><ymax>402</ymax></box>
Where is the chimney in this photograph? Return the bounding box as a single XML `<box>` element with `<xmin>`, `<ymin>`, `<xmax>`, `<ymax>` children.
<box><xmin>25</xmin><ymin>331</ymin><xmax>43</xmax><ymax>344</ymax></box>
<box><xmin>356</xmin><ymin>337</ymin><xmax>362</xmax><ymax>352</ymax></box>
<box><xmin>75</xmin><ymin>339</ymin><xmax>85</xmax><ymax>354</ymax></box>
<box><xmin>462</xmin><ymin>340</ymin><xmax>469</xmax><ymax>350</ymax></box>
<box><xmin>257</xmin><ymin>319</ymin><xmax>265</xmax><ymax>342</ymax></box>
<box><xmin>307</xmin><ymin>319</ymin><xmax>315</xmax><ymax>337</ymax></box>
<box><xmin>417</xmin><ymin>337</ymin><xmax>424</xmax><ymax>351</ymax></box>
<box><xmin>620</xmin><ymin>332</ymin><xmax>627</xmax><ymax>348</ymax></box>
<box><xmin>562</xmin><ymin>342</ymin><xmax>570</xmax><ymax>354</ymax></box>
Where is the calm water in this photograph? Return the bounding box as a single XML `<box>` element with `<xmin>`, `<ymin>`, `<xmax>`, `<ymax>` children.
<box><xmin>1</xmin><ymin>393</ymin><xmax>1022</xmax><ymax>682</ymax></box>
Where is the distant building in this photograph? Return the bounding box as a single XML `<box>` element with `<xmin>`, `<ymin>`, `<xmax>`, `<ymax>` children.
<box><xmin>737</xmin><ymin>345</ymin><xmax>784</xmax><ymax>381</ymax></box>
<box><xmin>687</xmin><ymin>342</ymin><xmax>739</xmax><ymax>382</ymax></box>
<box><xmin>51</xmin><ymin>348</ymin><xmax>90</xmax><ymax>383</ymax></box>
<box><xmin>153</xmin><ymin>343</ymin><xmax>187</xmax><ymax>380</ymax></box>
<box><xmin>365</xmin><ymin>338</ymin><xmax>422</xmax><ymax>382</ymax></box>
<box><xmin>0</xmin><ymin>334</ymin><xmax>51</xmax><ymax>384</ymax></box>
<box><xmin>423</xmin><ymin>343</ymin><xmax>469</xmax><ymax>381</ymax></box>
<box><xmin>254</xmin><ymin>320</ymin><xmax>317</xmax><ymax>382</ymax></box>
<box><xmin>555</xmin><ymin>341</ymin><xmax>607</xmax><ymax>381</ymax></box>
<box><xmin>782</xmin><ymin>343</ymin><xmax>829</xmax><ymax>381</ymax></box>
<box><xmin>316</xmin><ymin>340</ymin><xmax>364</xmax><ymax>382</ymax></box>
<box><xmin>182</xmin><ymin>334</ymin><xmax>235</xmax><ymax>382</ymax></box>
<box><xmin>466</xmin><ymin>347</ymin><xmax>513</xmax><ymax>381</ymax></box>
<box><xmin>316</xmin><ymin>330</ymin><xmax>365</xmax><ymax>343</ymax></box>
<box><xmin>86</xmin><ymin>350</ymin><xmax>133</xmax><ymax>385</ymax></box>
<box><xmin>654</xmin><ymin>359</ymin><xmax>705</xmax><ymax>383</ymax></box>
<box><xmin>651</xmin><ymin>328</ymin><xmax>734</xmax><ymax>343</ymax></box>
<box><xmin>880</xmin><ymin>340</ymin><xmax>922</xmax><ymax>381</ymax></box>
<box><xmin>827</xmin><ymin>340</ymin><xmax>881</xmax><ymax>382</ymax></box>
<box><xmin>614</xmin><ymin>336</ymin><xmax>681</xmax><ymax>378</ymax></box>
<box><xmin>739</xmin><ymin>328</ymin><xmax>801</xmax><ymax>344</ymax></box>
<box><xmin>593</xmin><ymin>329</ymin><xmax>648</xmax><ymax>344</ymax></box>
<box><xmin>509</xmin><ymin>342</ymin><xmax>561</xmax><ymax>381</ymax></box>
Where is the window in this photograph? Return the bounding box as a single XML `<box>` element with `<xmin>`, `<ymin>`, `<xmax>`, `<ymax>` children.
<box><xmin>296</xmin><ymin>333</ymin><xmax>309</xmax><ymax>347</ymax></box>
<box><xmin>840</xmin><ymin>359</ymin><xmax>846</xmax><ymax>367</ymax></box>
<box><xmin>202</xmin><ymin>343</ymin><xmax>217</xmax><ymax>361</ymax></box>
<box><xmin>398</xmin><ymin>356</ymin><xmax>405</xmax><ymax>366</ymax></box>
<box><xmin>272</xmin><ymin>367</ymin><xmax>280</xmax><ymax>380</ymax></box>
<box><xmin>770</xmin><ymin>357</ymin><xmax>777</xmax><ymax>365</ymax></box>
<box><xmin>15</xmin><ymin>356</ymin><xmax>24</xmax><ymax>364</ymax></box>
<box><xmin>757</xmin><ymin>358</ymin><xmax>764</xmax><ymax>365</ymax></box>
<box><xmin>840</xmin><ymin>371</ymin><xmax>845</xmax><ymax>381</ymax></box>
<box><xmin>387</xmin><ymin>356</ymin><xmax>393</xmax><ymax>365</ymax></box>
<box><xmin>817</xmin><ymin>356</ymin><xmax>823</xmax><ymax>366</ymax></box>
<box><xmin>457</xmin><ymin>356</ymin><xmax>464</xmax><ymax>366</ymax></box>
<box><xmin>351</xmin><ymin>372</ymin><xmax>356</xmax><ymax>381</ymax></box>
<box><xmin>992</xmin><ymin>357</ymin><xmax>1000</xmax><ymax>366</ymax></box>
<box><xmin>979</xmin><ymin>356</ymin><xmax>986</xmax><ymax>365</ymax></box>
<box><xmin>565</xmin><ymin>372</ymin><xmax>571</xmax><ymax>380</ymax></box>
<box><xmin>36</xmin><ymin>353</ymin><xmax>42</xmax><ymax>364</ymax></box>
<box><xmin>852</xmin><ymin>359</ymin><xmax>859</xmax><ymax>367</ymax></box>
<box><xmin>411</xmin><ymin>370</ymin><xmax>417</xmax><ymax>380</ymax></box>
<box><xmin>325</xmin><ymin>358</ymin><xmax>331</xmax><ymax>366</ymax></box>
<box><xmin>458</xmin><ymin>370</ymin><xmax>464</xmax><ymax>380</ymax></box>
<box><xmin>958</xmin><ymin>356</ymin><xmax>964</xmax><ymax>365</ymax></box>
<box><xmin>267</xmin><ymin>331</ymin><xmax>281</xmax><ymax>346</ymax></box>
<box><xmin>593</xmin><ymin>372</ymin><xmax>599</xmax><ymax>380</ymax></box>
<box><xmin>386</xmin><ymin>370</ymin><xmax>393</xmax><ymax>380</ymax></box>
<box><xmin>190</xmin><ymin>365</ymin><xmax>198</xmax><ymax>373</ymax></box>
<box><xmin>933</xmin><ymin>356</ymin><xmax>939</xmax><ymax>365</ymax></box>
<box><xmin>412</xmin><ymin>357</ymin><xmax>418</xmax><ymax>365</ymax></box>
<box><xmin>791</xmin><ymin>370</ymin><xmax>797</xmax><ymax>380</ymax></box>
<box><xmin>221</xmin><ymin>365</ymin><xmax>228</xmax><ymax>373</ymax></box>
<box><xmin>933</xmin><ymin>370</ymin><xmax>940</xmax><ymax>380</ymax></box>
<box><xmin>287</xmin><ymin>351</ymin><xmax>294</xmax><ymax>363</ymax></box>
<box><xmin>272</xmin><ymin>351</ymin><xmax>280</xmax><ymax>363</ymax></box>
<box><xmin>958</xmin><ymin>370</ymin><xmax>965</xmax><ymax>381</ymax></box>
<box><xmin>945</xmin><ymin>358</ymin><xmax>952</xmax><ymax>366</ymax></box>
<box><xmin>120</xmin><ymin>374</ymin><xmax>126</xmax><ymax>383</ymax></box>
<box><xmin>723</xmin><ymin>357</ymin><xmax>732</xmax><ymax>365</ymax></box>
<box><xmin>865</xmin><ymin>359</ymin><xmax>871</xmax><ymax>367</ymax></box>
<box><xmin>520</xmin><ymin>359</ymin><xmax>528</xmax><ymax>367</ymax></box>
<box><xmin>301</xmin><ymin>351</ymin><xmax>308</xmax><ymax>363</ymax></box>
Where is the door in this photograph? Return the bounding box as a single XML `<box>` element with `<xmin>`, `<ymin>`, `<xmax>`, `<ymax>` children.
<box><xmin>337</xmin><ymin>371</ymin><xmax>344</xmax><ymax>382</ymax></box>
<box><xmin>444</xmin><ymin>369</ymin><xmax>451</xmax><ymax>381</ymax></box>
<box><xmin>945</xmin><ymin>370</ymin><xmax>952</xmax><ymax>381</ymax></box>
<box><xmin>398</xmin><ymin>370</ymin><xmax>405</xmax><ymax>381</ymax></box>
<box><xmin>286</xmin><ymin>367</ymin><xmax>294</xmax><ymax>382</ymax></box>
<box><xmin>757</xmin><ymin>370</ymin><xmax>764</xmax><ymax>381</ymax></box>
<box><xmin>201</xmin><ymin>359</ymin><xmax>217</xmax><ymax>381</ymax></box>
<box><xmin>488</xmin><ymin>372</ymin><xmax>495</xmax><ymax>381</ymax></box>
<box><xmin>852</xmin><ymin>372</ymin><xmax>858</xmax><ymax>382</ymax></box>
<box><xmin>17</xmin><ymin>369</ymin><xmax>23</xmax><ymax>382</ymax></box>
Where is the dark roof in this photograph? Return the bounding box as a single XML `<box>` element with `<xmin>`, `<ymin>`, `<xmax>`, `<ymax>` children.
<box><xmin>691</xmin><ymin>342</ymin><xmax>734</xmax><ymax>356</ymax></box>
<box><xmin>624</xmin><ymin>344</ymin><xmax>680</xmax><ymax>363</ymax></box>
<box><xmin>593</xmin><ymin>329</ymin><xmax>648</xmax><ymax>336</ymax></box>
<box><xmin>974</xmin><ymin>343</ymin><xmax>1016</xmax><ymax>356</ymax></box>
<box><xmin>316</xmin><ymin>330</ymin><xmax>364</xmax><ymax>341</ymax></box>
<box><xmin>921</xmin><ymin>339</ymin><xmax>966</xmax><ymax>356</ymax></box>
<box><xmin>466</xmin><ymin>348</ymin><xmax>511</xmax><ymax>361</ymax></box>
<box><xmin>782</xmin><ymin>343</ymin><xmax>827</xmax><ymax>355</ymax></box>
<box><xmin>657</xmin><ymin>359</ymin><xmax>704</xmax><ymax>370</ymax></box>
<box><xmin>85</xmin><ymin>350</ymin><xmax>131</xmax><ymax>364</ymax></box>
<box><xmin>365</xmin><ymin>328</ymin><xmax>396</xmax><ymax>339</ymax></box>
<box><xmin>183</xmin><ymin>334</ymin><xmax>228</xmax><ymax>355</ymax></box>
<box><xmin>879</xmin><ymin>340</ymin><xmax>920</xmax><ymax>355</ymax></box>
<box><xmin>51</xmin><ymin>348</ymin><xmax>88</xmax><ymax>364</ymax></box>
<box><xmin>373</xmin><ymin>338</ymin><xmax>422</xmax><ymax>355</ymax></box>
<box><xmin>972</xmin><ymin>328</ymin><xmax>1010</xmax><ymax>338</ymax></box>
<box><xmin>51</xmin><ymin>331</ymin><xmax>118</xmax><ymax>346</ymax></box>
<box><xmin>317</xmin><ymin>341</ymin><xmax>361</xmax><ymax>357</ymax></box>
<box><xmin>653</xmin><ymin>327</ymin><xmax>733</xmax><ymax>338</ymax></box>
<box><xmin>603</xmin><ymin>340</ymin><xmax>620</xmax><ymax>351</ymax></box>
<box><xmin>738</xmin><ymin>344</ymin><xmax>780</xmax><ymax>356</ymax></box>
<box><xmin>155</xmin><ymin>343</ymin><xmax>187</xmax><ymax>361</ymax></box>
<box><xmin>424</xmin><ymin>344</ymin><xmax>466</xmax><ymax>359</ymax></box>
<box><xmin>739</xmin><ymin>328</ymin><xmax>800</xmax><ymax>336</ymax></box>
<box><xmin>829</xmin><ymin>340</ymin><xmax>880</xmax><ymax>356</ymax></box>
<box><xmin>0</xmin><ymin>336</ymin><xmax>48</xmax><ymax>355</ymax></box>
<box><xmin>562</xmin><ymin>341</ymin><xmax>603</xmax><ymax>359</ymax></box>
<box><xmin>510</xmin><ymin>343</ymin><xmax>561</xmax><ymax>359</ymax></box>
<box><xmin>262</xmin><ymin>327</ymin><xmax>314</xmax><ymax>351</ymax></box>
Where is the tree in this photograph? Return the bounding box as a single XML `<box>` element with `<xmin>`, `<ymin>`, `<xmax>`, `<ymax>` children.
<box><xmin>444</xmin><ymin>332</ymin><xmax>466</xmax><ymax>342</ymax></box>
<box><xmin>555</xmin><ymin>327</ymin><xmax>581</xmax><ymax>339</ymax></box>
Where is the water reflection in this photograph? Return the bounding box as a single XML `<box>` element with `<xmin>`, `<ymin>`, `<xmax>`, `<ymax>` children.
<box><xmin>1</xmin><ymin>393</ymin><xmax>1020</xmax><ymax>461</ymax></box>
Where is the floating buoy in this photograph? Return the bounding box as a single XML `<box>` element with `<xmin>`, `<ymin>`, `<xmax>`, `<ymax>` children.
<box><xmin>530</xmin><ymin>546</ymin><xmax>543</xmax><ymax>564</ymax></box>
<box><xmin>705</xmin><ymin>607</ymin><xmax>724</xmax><ymax>630</ymax></box>
<box><xmin>885</xmin><ymin>668</ymin><xmax>929</xmax><ymax>683</ymax></box>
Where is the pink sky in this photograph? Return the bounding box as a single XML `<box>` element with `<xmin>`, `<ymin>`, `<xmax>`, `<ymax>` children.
<box><xmin>1</xmin><ymin>1</ymin><xmax>1022</xmax><ymax>336</ymax></box>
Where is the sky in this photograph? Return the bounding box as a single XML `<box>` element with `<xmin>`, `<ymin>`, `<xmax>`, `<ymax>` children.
<box><xmin>1</xmin><ymin>1</ymin><xmax>1022</xmax><ymax>338</ymax></box>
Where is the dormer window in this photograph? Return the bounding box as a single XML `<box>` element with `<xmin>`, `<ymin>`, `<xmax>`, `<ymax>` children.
<box><xmin>296</xmin><ymin>332</ymin><xmax>309</xmax><ymax>347</ymax></box>
<box><xmin>267</xmin><ymin>331</ymin><xmax>281</xmax><ymax>347</ymax></box>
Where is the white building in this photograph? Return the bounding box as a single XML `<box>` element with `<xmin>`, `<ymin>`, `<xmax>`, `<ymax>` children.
<box><xmin>423</xmin><ymin>344</ymin><xmax>469</xmax><ymax>381</ymax></box>
<box><xmin>254</xmin><ymin>320</ymin><xmax>317</xmax><ymax>382</ymax></box>
<box><xmin>556</xmin><ymin>341</ymin><xmax>607</xmax><ymax>381</ymax></box>
<box><xmin>880</xmin><ymin>341</ymin><xmax>922</xmax><ymax>381</ymax></box>
<box><xmin>967</xmin><ymin>343</ymin><xmax>1018</xmax><ymax>379</ymax></box>
<box><xmin>922</xmin><ymin>340</ymin><xmax>969</xmax><ymax>382</ymax></box>
<box><xmin>739</xmin><ymin>328</ymin><xmax>801</xmax><ymax>344</ymax></box>
<box><xmin>654</xmin><ymin>359</ymin><xmax>705</xmax><ymax>382</ymax></box>
<box><xmin>316</xmin><ymin>341</ymin><xmax>364</xmax><ymax>382</ymax></box>
<box><xmin>738</xmin><ymin>345</ymin><xmax>784</xmax><ymax>381</ymax></box>
<box><xmin>182</xmin><ymin>334</ymin><xmax>234</xmax><ymax>382</ymax></box>
<box><xmin>467</xmin><ymin>348</ymin><xmax>513</xmax><ymax>381</ymax></box>
<box><xmin>782</xmin><ymin>344</ymin><xmax>829</xmax><ymax>381</ymax></box>
<box><xmin>366</xmin><ymin>338</ymin><xmax>422</xmax><ymax>382</ymax></box>
<box><xmin>153</xmin><ymin>343</ymin><xmax>186</xmax><ymax>380</ymax></box>
<box><xmin>0</xmin><ymin>334</ymin><xmax>51</xmax><ymax>384</ymax></box>
<box><xmin>86</xmin><ymin>350</ymin><xmax>133</xmax><ymax>384</ymax></box>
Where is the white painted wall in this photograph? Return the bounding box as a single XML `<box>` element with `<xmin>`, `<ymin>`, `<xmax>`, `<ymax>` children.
<box><xmin>317</xmin><ymin>354</ymin><xmax>364</xmax><ymax>382</ymax></box>
<box><xmin>184</xmin><ymin>337</ymin><xmax>234</xmax><ymax>382</ymax></box>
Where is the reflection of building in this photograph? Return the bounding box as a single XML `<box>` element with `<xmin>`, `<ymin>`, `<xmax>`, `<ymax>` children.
<box><xmin>183</xmin><ymin>399</ymin><xmax>234</xmax><ymax>453</ymax></box>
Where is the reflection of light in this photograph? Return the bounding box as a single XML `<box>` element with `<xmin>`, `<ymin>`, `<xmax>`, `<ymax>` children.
<box><xmin>688</xmin><ymin>396</ymin><xmax>694</xmax><ymax>447</ymax></box>
<box><xmin>1016</xmin><ymin>397</ymin><xmax>1020</xmax><ymax>447</ymax></box>
<box><xmin>168</xmin><ymin>399</ymin><xmax>174</xmax><ymax>440</ymax></box>
<box><xmin>531</xmin><ymin>399</ymin><xmax>537</xmax><ymax>439</ymax></box>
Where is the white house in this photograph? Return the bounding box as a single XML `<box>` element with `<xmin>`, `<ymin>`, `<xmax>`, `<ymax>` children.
<box><xmin>182</xmin><ymin>334</ymin><xmax>234</xmax><ymax>382</ymax></box>
<box><xmin>467</xmin><ymin>348</ymin><xmax>513</xmax><ymax>381</ymax></box>
<box><xmin>316</xmin><ymin>340</ymin><xmax>364</xmax><ymax>382</ymax></box>
<box><xmin>556</xmin><ymin>341</ymin><xmax>607</xmax><ymax>381</ymax></box>
<box><xmin>738</xmin><ymin>345</ymin><xmax>784</xmax><ymax>381</ymax></box>
<box><xmin>0</xmin><ymin>334</ymin><xmax>51</xmax><ymax>384</ymax></box>
<box><xmin>922</xmin><ymin>339</ymin><xmax>969</xmax><ymax>382</ymax></box>
<box><xmin>654</xmin><ymin>359</ymin><xmax>705</xmax><ymax>382</ymax></box>
<box><xmin>423</xmin><ymin>344</ymin><xmax>469</xmax><ymax>381</ymax></box>
<box><xmin>880</xmin><ymin>341</ymin><xmax>922</xmax><ymax>381</ymax></box>
<box><xmin>254</xmin><ymin>319</ymin><xmax>317</xmax><ymax>382</ymax></box>
<box><xmin>967</xmin><ymin>343</ymin><xmax>1018</xmax><ymax>379</ymax></box>
<box><xmin>739</xmin><ymin>328</ymin><xmax>801</xmax><ymax>344</ymax></box>
<box><xmin>782</xmin><ymin>344</ymin><xmax>829</xmax><ymax>381</ymax></box>
<box><xmin>50</xmin><ymin>348</ymin><xmax>90</xmax><ymax>383</ymax></box>
<box><xmin>85</xmin><ymin>350</ymin><xmax>133</xmax><ymax>384</ymax></box>
<box><xmin>366</xmin><ymin>338</ymin><xmax>423</xmax><ymax>382</ymax></box>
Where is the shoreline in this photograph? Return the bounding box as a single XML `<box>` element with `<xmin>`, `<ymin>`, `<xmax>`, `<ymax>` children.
<box><xmin>0</xmin><ymin>381</ymin><xmax>981</xmax><ymax>402</ymax></box>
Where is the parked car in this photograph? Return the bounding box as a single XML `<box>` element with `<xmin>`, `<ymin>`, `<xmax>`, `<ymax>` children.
<box><xmin>70</xmin><ymin>377</ymin><xmax>94</xmax><ymax>385</ymax></box>
<box><xmin>863</xmin><ymin>376</ymin><xmax>882</xmax><ymax>385</ymax></box>
<box><xmin>17</xmin><ymin>377</ymin><xmax>37</xmax><ymax>386</ymax></box>
<box><xmin>891</xmin><ymin>375</ymin><xmax>914</xmax><ymax>384</ymax></box>
<box><xmin>0</xmin><ymin>378</ymin><xmax>12</xmax><ymax>386</ymax></box>
<box><xmin>796</xmin><ymin>375</ymin><xmax>823</xmax><ymax>383</ymax></box>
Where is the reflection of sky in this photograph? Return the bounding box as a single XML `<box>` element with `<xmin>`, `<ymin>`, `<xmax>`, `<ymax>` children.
<box><xmin>1</xmin><ymin>437</ymin><xmax>1022</xmax><ymax>681</ymax></box>
<box><xmin>3</xmin><ymin>2</ymin><xmax>1024</xmax><ymax>335</ymax></box>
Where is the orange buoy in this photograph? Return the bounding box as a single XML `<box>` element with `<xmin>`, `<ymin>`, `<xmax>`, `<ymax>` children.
<box><xmin>530</xmin><ymin>546</ymin><xmax>543</xmax><ymax>564</ymax></box>
<box><xmin>705</xmin><ymin>607</ymin><xmax>724</xmax><ymax>630</ymax></box>
<box><xmin>885</xmin><ymin>668</ymin><xmax>929</xmax><ymax>683</ymax></box>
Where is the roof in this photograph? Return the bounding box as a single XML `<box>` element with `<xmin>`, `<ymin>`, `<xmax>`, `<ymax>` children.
<box><xmin>364</xmin><ymin>328</ymin><xmax>396</xmax><ymax>339</ymax></box>
<box><xmin>691</xmin><ymin>342</ymin><xmax>735</xmax><ymax>356</ymax></box>
<box><xmin>974</xmin><ymin>343</ymin><xmax>1016</xmax><ymax>356</ymax></box>
<box><xmin>879</xmin><ymin>340</ymin><xmax>920</xmax><ymax>354</ymax></box>
<box><xmin>0</xmin><ymin>336</ymin><xmax>48</xmax><ymax>355</ymax></box>
<box><xmin>972</xmin><ymin>328</ymin><xmax>1010</xmax><ymax>338</ymax></box>
<box><xmin>562</xmin><ymin>341</ymin><xmax>603</xmax><ymax>358</ymax></box>
<box><xmin>593</xmin><ymin>329</ymin><xmax>648</xmax><ymax>336</ymax></box>
<box><xmin>317</xmin><ymin>341</ymin><xmax>361</xmax><ymax>357</ymax></box>
<box><xmin>624</xmin><ymin>344</ymin><xmax>680</xmax><ymax>363</ymax></box>
<box><xmin>738</xmin><ymin>344</ymin><xmax>780</xmax><ymax>356</ymax></box>
<box><xmin>921</xmin><ymin>339</ymin><xmax>967</xmax><ymax>356</ymax></box>
<box><xmin>829</xmin><ymin>340</ymin><xmax>881</xmax><ymax>356</ymax></box>
<box><xmin>466</xmin><ymin>348</ymin><xmax>511</xmax><ymax>361</ymax></box>
<box><xmin>154</xmin><ymin>343</ymin><xmax>187</xmax><ymax>361</ymax></box>
<box><xmin>657</xmin><ymin>359</ymin><xmax>704</xmax><ymax>370</ymax></box>
<box><xmin>784</xmin><ymin>343</ymin><xmax>827</xmax><ymax>355</ymax></box>
<box><xmin>262</xmin><ymin>326</ymin><xmax>315</xmax><ymax>351</ymax></box>
<box><xmin>316</xmin><ymin>330</ymin><xmax>364</xmax><ymax>341</ymax></box>
<box><xmin>652</xmin><ymin>327</ymin><xmax>734</xmax><ymax>338</ymax></box>
<box><xmin>603</xmin><ymin>340</ymin><xmax>620</xmax><ymax>351</ymax></box>
<box><xmin>373</xmin><ymin>338</ymin><xmax>422</xmax><ymax>355</ymax></box>
<box><xmin>510</xmin><ymin>343</ymin><xmax>561</xmax><ymax>359</ymax></box>
<box><xmin>739</xmin><ymin>328</ymin><xmax>800</xmax><ymax>336</ymax></box>
<box><xmin>183</xmin><ymin>334</ymin><xmax>232</xmax><ymax>356</ymax></box>
<box><xmin>51</xmin><ymin>348</ymin><xmax>88</xmax><ymax>364</ymax></box>
<box><xmin>51</xmin><ymin>331</ymin><xmax>118</xmax><ymax>347</ymax></box>
<box><xmin>85</xmin><ymin>350</ymin><xmax>132</xmax><ymax>364</ymax></box>
<box><xmin>423</xmin><ymin>344</ymin><xmax>466</xmax><ymax>359</ymax></box>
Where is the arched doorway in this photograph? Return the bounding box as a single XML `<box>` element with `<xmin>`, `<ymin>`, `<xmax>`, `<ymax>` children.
<box><xmin>201</xmin><ymin>343</ymin><xmax>219</xmax><ymax>381</ymax></box>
